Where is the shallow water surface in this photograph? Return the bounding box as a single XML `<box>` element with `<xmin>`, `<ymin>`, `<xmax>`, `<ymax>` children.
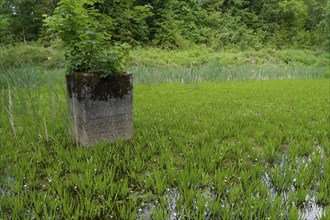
<box><xmin>137</xmin><ymin>148</ymin><xmax>327</xmax><ymax>219</ymax></box>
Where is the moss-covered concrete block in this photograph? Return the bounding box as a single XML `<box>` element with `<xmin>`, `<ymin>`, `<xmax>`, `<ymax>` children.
<box><xmin>66</xmin><ymin>73</ymin><xmax>133</xmax><ymax>146</ymax></box>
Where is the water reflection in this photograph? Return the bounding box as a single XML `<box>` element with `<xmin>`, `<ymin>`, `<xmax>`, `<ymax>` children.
<box><xmin>137</xmin><ymin>147</ymin><xmax>326</xmax><ymax>219</ymax></box>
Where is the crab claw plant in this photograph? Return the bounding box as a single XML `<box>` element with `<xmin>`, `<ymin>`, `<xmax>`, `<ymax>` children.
<box><xmin>44</xmin><ymin>0</ymin><xmax>133</xmax><ymax>146</ymax></box>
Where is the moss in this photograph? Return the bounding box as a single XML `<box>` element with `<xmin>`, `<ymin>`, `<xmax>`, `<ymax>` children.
<box><xmin>66</xmin><ymin>73</ymin><xmax>133</xmax><ymax>101</ymax></box>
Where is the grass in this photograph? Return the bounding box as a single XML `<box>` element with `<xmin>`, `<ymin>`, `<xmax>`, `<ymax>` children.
<box><xmin>1</xmin><ymin>43</ymin><xmax>328</xmax><ymax>87</ymax></box>
<box><xmin>130</xmin><ymin>46</ymin><xmax>330</xmax><ymax>66</ymax></box>
<box><xmin>1</xmin><ymin>43</ymin><xmax>329</xmax><ymax>68</ymax></box>
<box><xmin>1</xmin><ymin>73</ymin><xmax>329</xmax><ymax>219</ymax></box>
<box><xmin>1</xmin><ymin>62</ymin><xmax>328</xmax><ymax>89</ymax></box>
<box><xmin>0</xmin><ymin>43</ymin><xmax>329</xmax><ymax>219</ymax></box>
<box><xmin>0</xmin><ymin>42</ymin><xmax>65</xmax><ymax>70</ymax></box>
<box><xmin>130</xmin><ymin>64</ymin><xmax>329</xmax><ymax>84</ymax></box>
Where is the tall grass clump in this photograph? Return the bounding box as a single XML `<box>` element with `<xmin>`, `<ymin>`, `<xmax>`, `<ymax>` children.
<box><xmin>0</xmin><ymin>67</ymin><xmax>65</xmax><ymax>89</ymax></box>
<box><xmin>130</xmin><ymin>64</ymin><xmax>329</xmax><ymax>84</ymax></box>
<box><xmin>0</xmin><ymin>43</ymin><xmax>66</xmax><ymax>89</ymax></box>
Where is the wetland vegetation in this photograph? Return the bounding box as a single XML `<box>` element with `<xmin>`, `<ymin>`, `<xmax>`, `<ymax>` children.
<box><xmin>0</xmin><ymin>1</ymin><xmax>329</xmax><ymax>218</ymax></box>
<box><xmin>0</xmin><ymin>43</ymin><xmax>329</xmax><ymax>219</ymax></box>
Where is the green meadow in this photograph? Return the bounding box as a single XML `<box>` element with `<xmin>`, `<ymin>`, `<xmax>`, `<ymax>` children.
<box><xmin>0</xmin><ymin>45</ymin><xmax>329</xmax><ymax>219</ymax></box>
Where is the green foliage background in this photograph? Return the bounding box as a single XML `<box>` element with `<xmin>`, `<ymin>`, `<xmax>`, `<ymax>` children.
<box><xmin>0</xmin><ymin>1</ymin><xmax>329</xmax><ymax>219</ymax></box>
<box><xmin>0</xmin><ymin>0</ymin><xmax>329</xmax><ymax>50</ymax></box>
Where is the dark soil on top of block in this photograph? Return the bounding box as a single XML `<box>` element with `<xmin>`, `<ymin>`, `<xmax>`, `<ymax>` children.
<box><xmin>66</xmin><ymin>73</ymin><xmax>132</xmax><ymax>101</ymax></box>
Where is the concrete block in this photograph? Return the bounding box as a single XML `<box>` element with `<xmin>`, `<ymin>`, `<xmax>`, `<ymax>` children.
<box><xmin>66</xmin><ymin>73</ymin><xmax>133</xmax><ymax>146</ymax></box>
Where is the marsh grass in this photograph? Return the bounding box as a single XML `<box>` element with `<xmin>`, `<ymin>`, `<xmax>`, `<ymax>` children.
<box><xmin>0</xmin><ymin>43</ymin><xmax>329</xmax><ymax>219</ymax></box>
<box><xmin>130</xmin><ymin>64</ymin><xmax>329</xmax><ymax>84</ymax></box>
<box><xmin>0</xmin><ymin>72</ymin><xmax>329</xmax><ymax>219</ymax></box>
<box><xmin>6</xmin><ymin>58</ymin><xmax>328</xmax><ymax>89</ymax></box>
<box><xmin>0</xmin><ymin>66</ymin><xmax>65</xmax><ymax>89</ymax></box>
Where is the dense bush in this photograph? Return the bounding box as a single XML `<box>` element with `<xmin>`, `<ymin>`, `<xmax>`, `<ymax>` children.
<box><xmin>0</xmin><ymin>0</ymin><xmax>329</xmax><ymax>50</ymax></box>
